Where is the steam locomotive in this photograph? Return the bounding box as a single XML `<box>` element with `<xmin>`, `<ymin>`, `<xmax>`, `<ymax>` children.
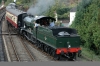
<box><xmin>5</xmin><ymin>3</ymin><xmax>81</xmax><ymax>60</ymax></box>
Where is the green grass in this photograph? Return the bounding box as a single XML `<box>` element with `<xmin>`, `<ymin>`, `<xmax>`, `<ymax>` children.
<box><xmin>81</xmin><ymin>46</ymin><xmax>100</xmax><ymax>61</ymax></box>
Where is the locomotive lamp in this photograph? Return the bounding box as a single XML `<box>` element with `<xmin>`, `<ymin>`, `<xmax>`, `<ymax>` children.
<box><xmin>68</xmin><ymin>45</ymin><xmax>71</xmax><ymax>48</ymax></box>
<box><xmin>67</xmin><ymin>41</ymin><xmax>71</xmax><ymax>48</ymax></box>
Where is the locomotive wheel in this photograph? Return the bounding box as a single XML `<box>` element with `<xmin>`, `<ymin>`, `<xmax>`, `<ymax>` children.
<box><xmin>38</xmin><ymin>43</ymin><xmax>41</xmax><ymax>48</ymax></box>
<box><xmin>51</xmin><ymin>49</ymin><xmax>54</xmax><ymax>56</ymax></box>
<box><xmin>69</xmin><ymin>53</ymin><xmax>76</xmax><ymax>61</ymax></box>
<box><xmin>73</xmin><ymin>55</ymin><xmax>76</xmax><ymax>61</ymax></box>
<box><xmin>54</xmin><ymin>54</ymin><xmax>60</xmax><ymax>60</ymax></box>
<box><xmin>49</xmin><ymin>49</ymin><xmax>53</xmax><ymax>56</ymax></box>
<box><xmin>36</xmin><ymin>43</ymin><xmax>39</xmax><ymax>48</ymax></box>
<box><xmin>23</xmin><ymin>31</ymin><xmax>27</xmax><ymax>39</ymax></box>
<box><xmin>52</xmin><ymin>50</ymin><xmax>60</xmax><ymax>60</ymax></box>
<box><xmin>39</xmin><ymin>44</ymin><xmax>42</xmax><ymax>49</ymax></box>
<box><xmin>35</xmin><ymin>43</ymin><xmax>38</xmax><ymax>47</ymax></box>
<box><xmin>36</xmin><ymin>41</ymin><xmax>39</xmax><ymax>48</ymax></box>
<box><xmin>47</xmin><ymin>47</ymin><xmax>50</xmax><ymax>54</ymax></box>
<box><xmin>78</xmin><ymin>53</ymin><xmax>81</xmax><ymax>57</ymax></box>
<box><xmin>44</xmin><ymin>45</ymin><xmax>48</xmax><ymax>52</ymax></box>
<box><xmin>78</xmin><ymin>50</ymin><xmax>82</xmax><ymax>57</ymax></box>
<box><xmin>41</xmin><ymin>44</ymin><xmax>44</xmax><ymax>51</ymax></box>
<box><xmin>38</xmin><ymin>41</ymin><xmax>41</xmax><ymax>48</ymax></box>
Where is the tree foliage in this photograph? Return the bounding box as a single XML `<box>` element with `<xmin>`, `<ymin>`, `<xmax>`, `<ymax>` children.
<box><xmin>71</xmin><ymin>0</ymin><xmax>100</xmax><ymax>54</ymax></box>
<box><xmin>45</xmin><ymin>0</ymin><xmax>70</xmax><ymax>19</ymax></box>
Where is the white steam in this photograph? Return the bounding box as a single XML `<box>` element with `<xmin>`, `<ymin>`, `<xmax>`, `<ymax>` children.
<box><xmin>27</xmin><ymin>0</ymin><xmax>55</xmax><ymax>16</ymax></box>
<box><xmin>14</xmin><ymin>0</ymin><xmax>16</xmax><ymax>2</ymax></box>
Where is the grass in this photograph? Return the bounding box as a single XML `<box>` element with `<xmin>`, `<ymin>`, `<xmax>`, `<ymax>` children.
<box><xmin>81</xmin><ymin>46</ymin><xmax>100</xmax><ymax>61</ymax></box>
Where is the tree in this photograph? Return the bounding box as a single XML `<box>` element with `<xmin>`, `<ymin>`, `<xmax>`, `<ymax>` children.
<box><xmin>71</xmin><ymin>0</ymin><xmax>100</xmax><ymax>54</ymax></box>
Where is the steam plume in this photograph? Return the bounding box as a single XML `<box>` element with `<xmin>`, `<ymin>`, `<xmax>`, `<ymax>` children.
<box><xmin>27</xmin><ymin>0</ymin><xmax>55</xmax><ymax>16</ymax></box>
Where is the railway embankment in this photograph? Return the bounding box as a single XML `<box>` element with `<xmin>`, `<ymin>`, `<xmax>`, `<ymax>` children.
<box><xmin>81</xmin><ymin>46</ymin><xmax>100</xmax><ymax>61</ymax></box>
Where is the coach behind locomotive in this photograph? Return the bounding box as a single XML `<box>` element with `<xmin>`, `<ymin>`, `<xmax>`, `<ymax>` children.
<box><xmin>5</xmin><ymin>3</ymin><xmax>27</xmax><ymax>29</ymax></box>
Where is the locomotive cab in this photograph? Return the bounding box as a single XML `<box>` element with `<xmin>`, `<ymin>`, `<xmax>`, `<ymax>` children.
<box><xmin>33</xmin><ymin>16</ymin><xmax>56</xmax><ymax>27</ymax></box>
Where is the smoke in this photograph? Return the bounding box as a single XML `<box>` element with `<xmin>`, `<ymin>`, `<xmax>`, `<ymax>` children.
<box><xmin>27</xmin><ymin>0</ymin><xmax>55</xmax><ymax>16</ymax></box>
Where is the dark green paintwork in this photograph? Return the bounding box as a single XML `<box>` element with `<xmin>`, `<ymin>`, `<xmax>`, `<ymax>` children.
<box><xmin>32</xmin><ymin>26</ymin><xmax>57</xmax><ymax>48</ymax></box>
<box><xmin>57</xmin><ymin>37</ymin><xmax>80</xmax><ymax>48</ymax></box>
<box><xmin>31</xmin><ymin>26</ymin><xmax>81</xmax><ymax>49</ymax></box>
<box><xmin>24</xmin><ymin>17</ymin><xmax>81</xmax><ymax>49</ymax></box>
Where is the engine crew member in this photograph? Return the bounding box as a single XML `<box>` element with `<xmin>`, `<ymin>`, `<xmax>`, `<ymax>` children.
<box><xmin>34</xmin><ymin>22</ymin><xmax>40</xmax><ymax>28</ymax></box>
<box><xmin>49</xmin><ymin>20</ymin><xmax>55</xmax><ymax>27</ymax></box>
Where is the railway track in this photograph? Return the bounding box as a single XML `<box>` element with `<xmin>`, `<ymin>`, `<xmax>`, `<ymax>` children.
<box><xmin>18</xmin><ymin>35</ymin><xmax>35</xmax><ymax>61</ymax></box>
<box><xmin>0</xmin><ymin>7</ymin><xmax>6</xmax><ymax>61</ymax></box>
<box><xmin>2</xmin><ymin>20</ymin><xmax>36</xmax><ymax>62</ymax></box>
<box><xmin>20</xmin><ymin>36</ymin><xmax>55</xmax><ymax>61</ymax></box>
<box><xmin>2</xmin><ymin>20</ymin><xmax>54</xmax><ymax>62</ymax></box>
<box><xmin>7</xmin><ymin>24</ymin><xmax>20</xmax><ymax>61</ymax></box>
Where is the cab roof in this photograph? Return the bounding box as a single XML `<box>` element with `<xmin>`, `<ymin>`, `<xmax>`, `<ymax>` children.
<box><xmin>34</xmin><ymin>16</ymin><xmax>55</xmax><ymax>21</ymax></box>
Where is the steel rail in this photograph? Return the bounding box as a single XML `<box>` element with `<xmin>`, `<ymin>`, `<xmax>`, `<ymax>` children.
<box><xmin>7</xmin><ymin>24</ymin><xmax>21</xmax><ymax>62</ymax></box>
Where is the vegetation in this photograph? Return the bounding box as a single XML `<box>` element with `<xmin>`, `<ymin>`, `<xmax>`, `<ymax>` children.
<box><xmin>0</xmin><ymin>0</ymin><xmax>2</xmax><ymax>4</ymax></box>
<box><xmin>71</xmin><ymin>0</ymin><xmax>100</xmax><ymax>55</ymax></box>
<box><xmin>45</xmin><ymin>0</ymin><xmax>71</xmax><ymax>19</ymax></box>
<box><xmin>81</xmin><ymin>46</ymin><xmax>100</xmax><ymax>61</ymax></box>
<box><xmin>45</xmin><ymin>3</ymin><xmax>70</xmax><ymax>19</ymax></box>
<box><xmin>4</xmin><ymin>0</ymin><xmax>80</xmax><ymax>19</ymax></box>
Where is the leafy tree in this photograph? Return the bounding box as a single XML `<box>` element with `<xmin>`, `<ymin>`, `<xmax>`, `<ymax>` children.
<box><xmin>71</xmin><ymin>0</ymin><xmax>100</xmax><ymax>54</ymax></box>
<box><xmin>45</xmin><ymin>0</ymin><xmax>70</xmax><ymax>19</ymax></box>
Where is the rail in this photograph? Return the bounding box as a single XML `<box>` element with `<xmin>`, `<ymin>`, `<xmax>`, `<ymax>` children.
<box><xmin>7</xmin><ymin>23</ymin><xmax>21</xmax><ymax>62</ymax></box>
